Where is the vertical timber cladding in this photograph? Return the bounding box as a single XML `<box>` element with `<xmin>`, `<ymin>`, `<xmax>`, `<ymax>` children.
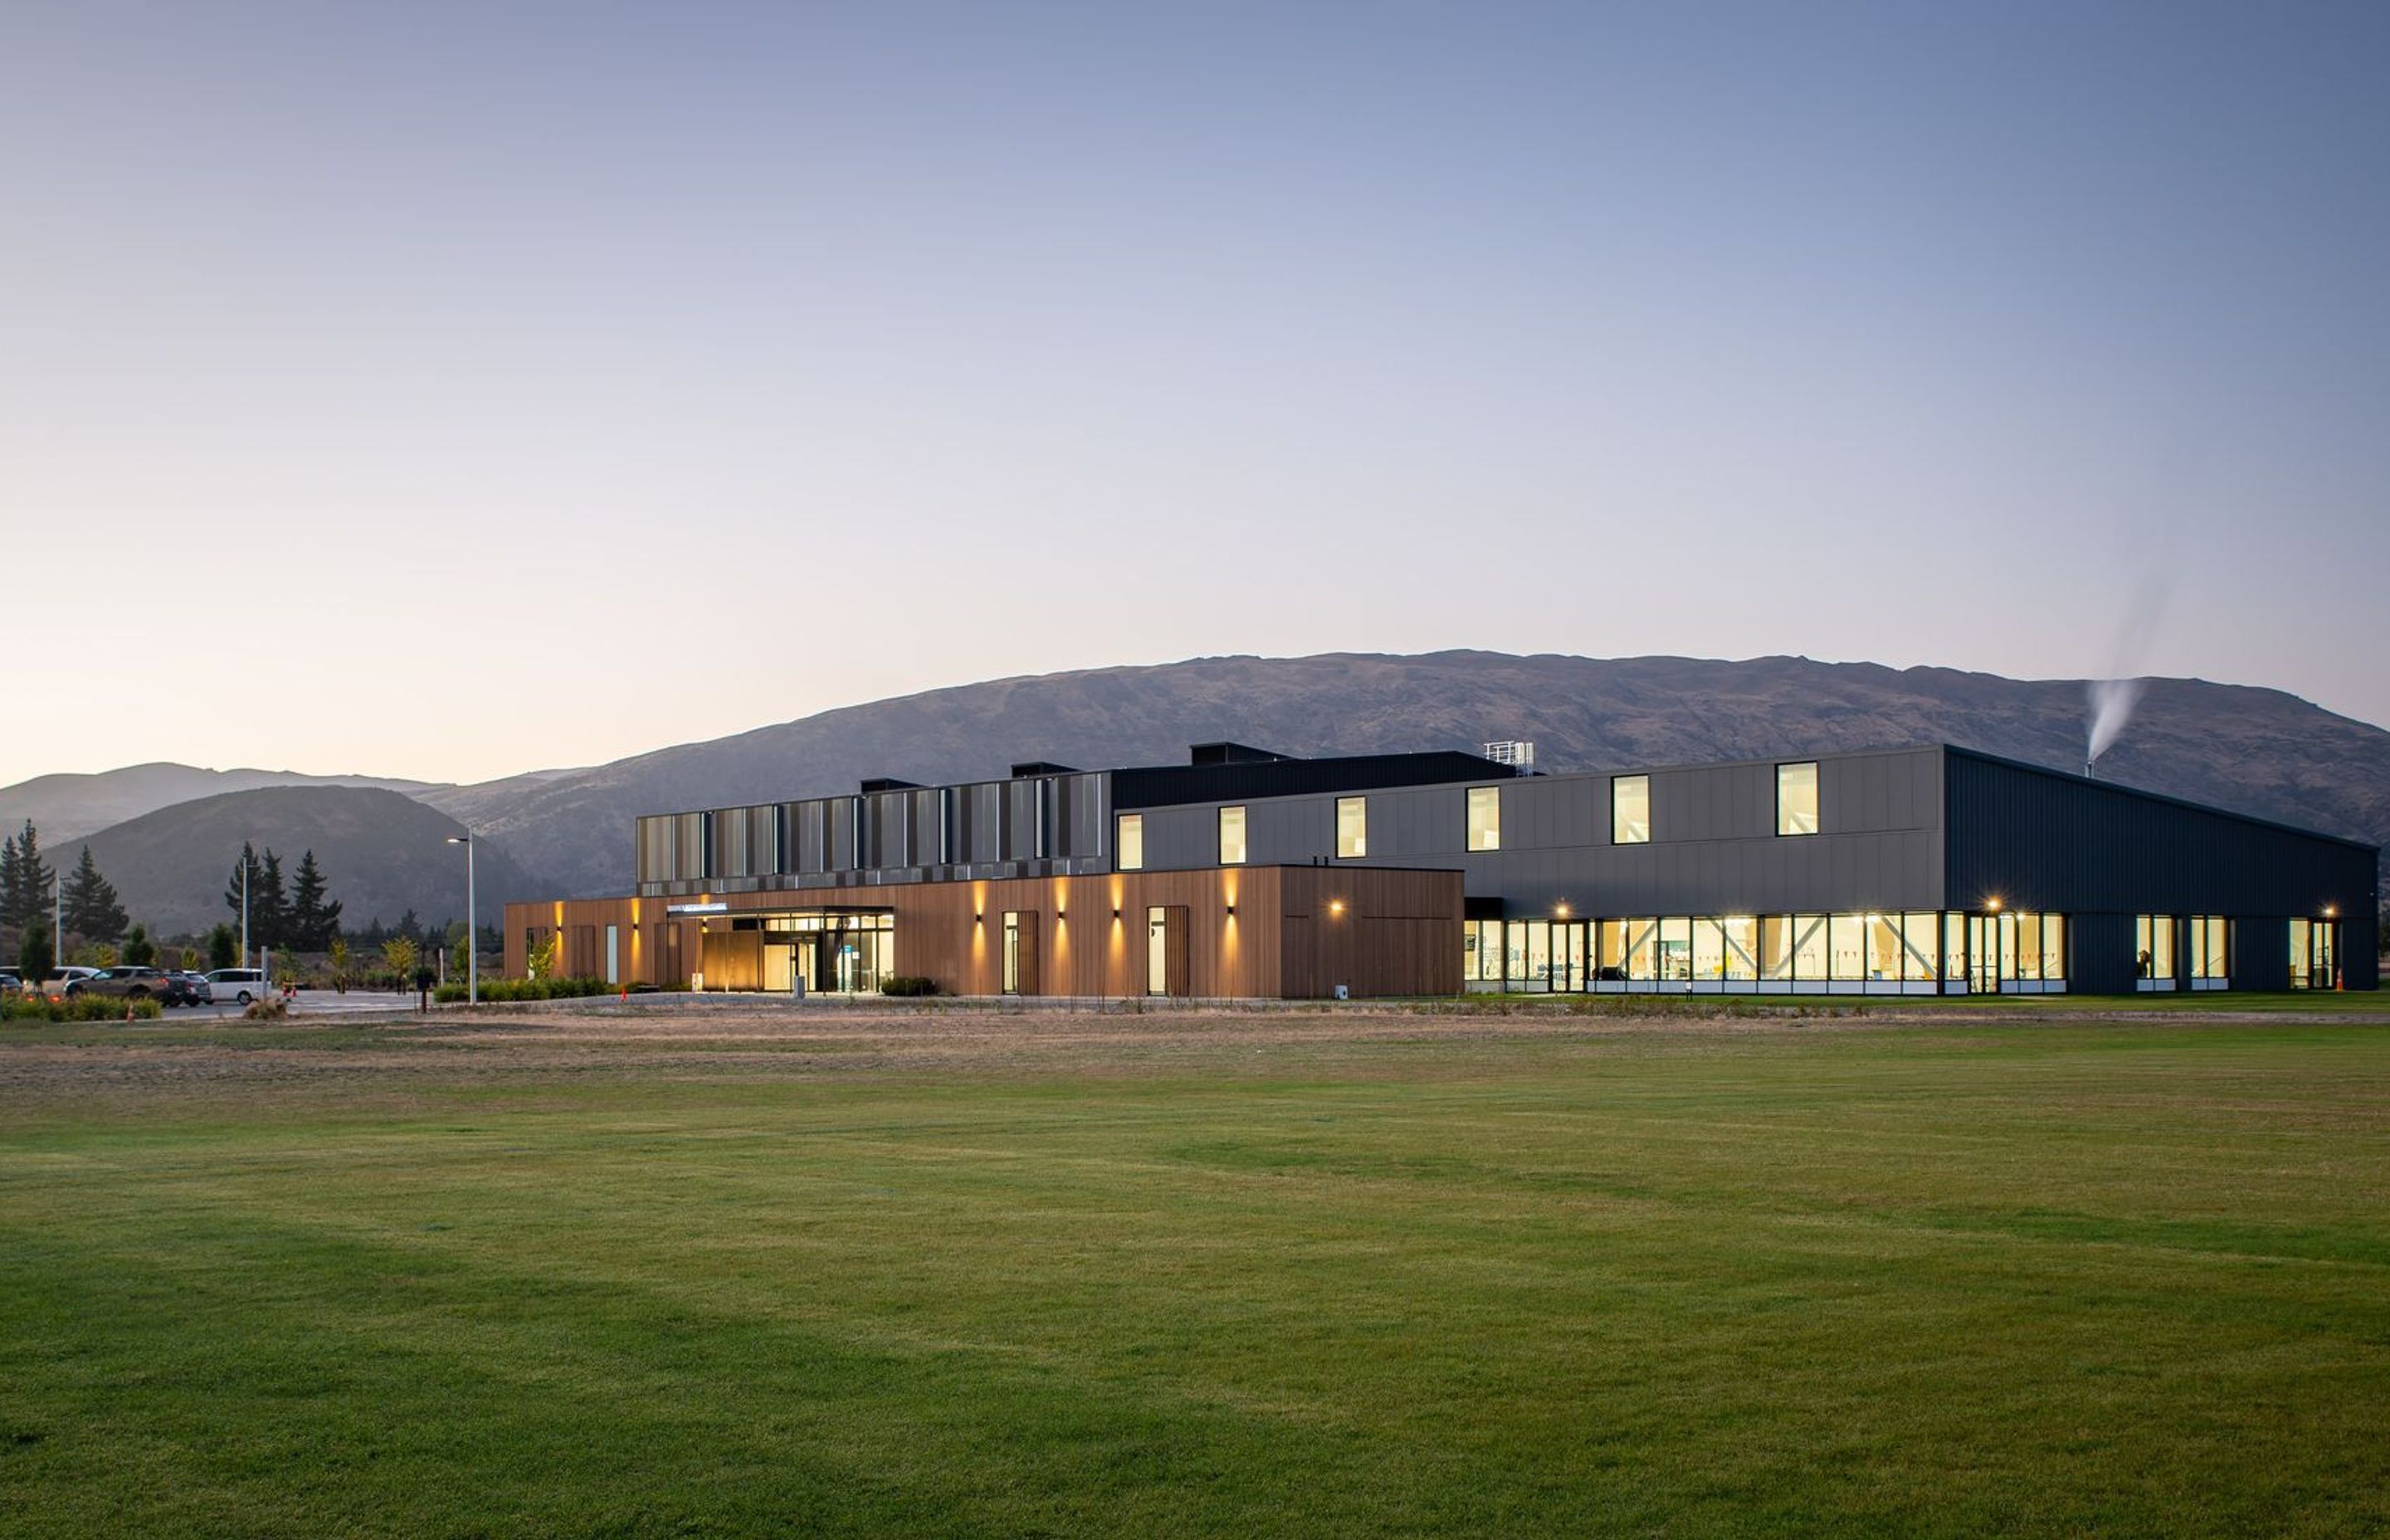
<box><xmin>892</xmin><ymin>869</ymin><xmax>1275</xmax><ymax>997</ymax></box>
<box><xmin>1277</xmin><ymin>865</ymin><xmax>1463</xmax><ymax>997</ymax></box>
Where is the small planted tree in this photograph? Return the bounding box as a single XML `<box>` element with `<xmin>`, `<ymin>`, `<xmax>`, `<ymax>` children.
<box><xmin>381</xmin><ymin>937</ymin><xmax>418</xmax><ymax>991</ymax></box>
<box><xmin>18</xmin><ymin>919</ymin><xmax>53</xmax><ymax>985</ymax></box>
<box><xmin>121</xmin><ymin>925</ymin><xmax>156</xmax><ymax>968</ymax></box>
<box><xmin>525</xmin><ymin>933</ymin><xmax>558</xmax><ymax>982</ymax></box>
<box><xmin>207</xmin><ymin>924</ymin><xmax>239</xmax><ymax>972</ymax></box>
<box><xmin>328</xmin><ymin>937</ymin><xmax>350</xmax><ymax>994</ymax></box>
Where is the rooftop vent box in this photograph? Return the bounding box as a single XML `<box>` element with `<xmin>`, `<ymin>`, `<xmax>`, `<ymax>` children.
<box><xmin>858</xmin><ymin>777</ymin><xmax>920</xmax><ymax>795</ymax></box>
<box><xmin>1481</xmin><ymin>740</ymin><xmax>1537</xmax><ymax>770</ymax></box>
<box><xmin>1188</xmin><ymin>741</ymin><xmax>1292</xmax><ymax>766</ymax></box>
<box><xmin>1009</xmin><ymin>761</ymin><xmax>1078</xmax><ymax>778</ymax></box>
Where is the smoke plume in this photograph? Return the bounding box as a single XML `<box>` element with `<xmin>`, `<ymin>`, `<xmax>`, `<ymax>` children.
<box><xmin>2084</xmin><ymin>573</ymin><xmax>2170</xmax><ymax>772</ymax></box>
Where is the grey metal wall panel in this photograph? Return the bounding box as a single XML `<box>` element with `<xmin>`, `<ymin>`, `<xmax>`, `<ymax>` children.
<box><xmin>827</xmin><ymin>797</ymin><xmax>855</xmax><ymax>871</ymax></box>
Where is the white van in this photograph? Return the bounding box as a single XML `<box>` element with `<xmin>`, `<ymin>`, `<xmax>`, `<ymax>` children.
<box><xmin>205</xmin><ymin>967</ymin><xmax>271</xmax><ymax>1004</ymax></box>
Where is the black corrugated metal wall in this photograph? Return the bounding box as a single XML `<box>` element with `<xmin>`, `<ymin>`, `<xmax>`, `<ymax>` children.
<box><xmin>1944</xmin><ymin>748</ymin><xmax>2378</xmax><ymax>991</ymax></box>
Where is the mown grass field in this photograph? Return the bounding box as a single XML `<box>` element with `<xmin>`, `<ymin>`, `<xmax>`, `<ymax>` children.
<box><xmin>2</xmin><ymin>1003</ymin><xmax>2386</xmax><ymax>1537</ymax></box>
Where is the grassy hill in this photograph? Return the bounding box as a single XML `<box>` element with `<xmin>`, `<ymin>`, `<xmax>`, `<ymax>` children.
<box><xmin>0</xmin><ymin>763</ymin><xmax>443</xmax><ymax>846</ymax></box>
<box><xmin>76</xmin><ymin>786</ymin><xmax>539</xmax><ymax>938</ymax></box>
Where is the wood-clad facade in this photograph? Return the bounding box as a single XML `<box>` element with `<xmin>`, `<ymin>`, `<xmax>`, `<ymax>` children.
<box><xmin>505</xmin><ymin>865</ymin><xmax>1462</xmax><ymax>999</ymax></box>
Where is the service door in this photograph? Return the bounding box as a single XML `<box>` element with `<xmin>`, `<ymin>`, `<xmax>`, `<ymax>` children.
<box><xmin>1146</xmin><ymin>906</ymin><xmax>1189</xmax><ymax>997</ymax></box>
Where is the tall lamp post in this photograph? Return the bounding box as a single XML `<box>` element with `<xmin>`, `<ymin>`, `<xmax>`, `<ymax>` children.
<box><xmin>446</xmin><ymin>834</ymin><xmax>476</xmax><ymax>1005</ymax></box>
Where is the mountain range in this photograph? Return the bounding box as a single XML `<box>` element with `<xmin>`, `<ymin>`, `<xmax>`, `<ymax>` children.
<box><xmin>5</xmin><ymin>651</ymin><xmax>2385</xmax><ymax>937</ymax></box>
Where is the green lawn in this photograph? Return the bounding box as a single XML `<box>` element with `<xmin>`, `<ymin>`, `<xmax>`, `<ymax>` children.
<box><xmin>2</xmin><ymin>1010</ymin><xmax>2387</xmax><ymax>1537</ymax></box>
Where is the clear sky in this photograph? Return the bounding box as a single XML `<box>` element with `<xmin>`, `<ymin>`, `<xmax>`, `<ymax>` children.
<box><xmin>4</xmin><ymin>2</ymin><xmax>2385</xmax><ymax>788</ymax></box>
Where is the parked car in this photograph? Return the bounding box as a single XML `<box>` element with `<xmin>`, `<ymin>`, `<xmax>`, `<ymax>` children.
<box><xmin>38</xmin><ymin>966</ymin><xmax>101</xmax><ymax>999</ymax></box>
<box><xmin>161</xmin><ymin>972</ymin><xmax>212</xmax><ymax>1007</ymax></box>
<box><xmin>73</xmin><ymin>966</ymin><xmax>173</xmax><ymax>1000</ymax></box>
<box><xmin>205</xmin><ymin>967</ymin><xmax>270</xmax><ymax>1005</ymax></box>
<box><xmin>0</xmin><ymin>970</ymin><xmax>20</xmax><ymax>994</ymax></box>
<box><xmin>171</xmin><ymin>972</ymin><xmax>214</xmax><ymax>1005</ymax></box>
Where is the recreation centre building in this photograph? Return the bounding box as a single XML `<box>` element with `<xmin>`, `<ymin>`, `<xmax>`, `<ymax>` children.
<box><xmin>503</xmin><ymin>741</ymin><xmax>2378</xmax><ymax>998</ymax></box>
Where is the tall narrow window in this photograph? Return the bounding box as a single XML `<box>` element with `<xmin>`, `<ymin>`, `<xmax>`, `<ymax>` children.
<box><xmin>1612</xmin><ymin>775</ymin><xmax>1650</xmax><ymax>845</ymax></box>
<box><xmin>1217</xmin><ymin>806</ymin><xmax>1246</xmax><ymax>865</ymax></box>
<box><xmin>2189</xmin><ymin>916</ymin><xmax>2229</xmax><ymax>981</ymax></box>
<box><xmin>1776</xmin><ymin>762</ymin><xmax>1819</xmax><ymax>836</ymax></box>
<box><xmin>1116</xmin><ymin>812</ymin><xmax>1144</xmax><ymax>871</ymax></box>
<box><xmin>1466</xmin><ymin>787</ymin><xmax>1500</xmax><ymax>851</ymax></box>
<box><xmin>1336</xmin><ymin>797</ymin><xmax>1367</xmax><ymax>859</ymax></box>
<box><xmin>2135</xmin><ymin>915</ymin><xmax>2175</xmax><ymax>982</ymax></box>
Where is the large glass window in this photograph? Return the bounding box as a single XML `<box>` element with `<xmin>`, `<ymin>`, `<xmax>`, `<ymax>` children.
<box><xmin>1866</xmin><ymin>914</ymin><xmax>1903</xmax><ymax>981</ymax></box>
<box><xmin>1902</xmin><ymin>913</ymin><xmax>1939</xmax><ymax>982</ymax></box>
<box><xmin>1116</xmin><ymin>813</ymin><xmax>1144</xmax><ymax>871</ymax></box>
<box><xmin>1626</xmin><ymin>919</ymin><xmax>1658</xmax><ymax>980</ymax></box>
<box><xmin>1612</xmin><ymin>776</ymin><xmax>1650</xmax><ymax>845</ymax></box>
<box><xmin>2189</xmin><ymin>916</ymin><xmax>2229</xmax><ymax>980</ymax></box>
<box><xmin>1657</xmin><ymin>918</ymin><xmax>1692</xmax><ymax>981</ymax></box>
<box><xmin>1217</xmin><ymin>806</ymin><xmax>1246</xmax><ymax>865</ymax></box>
<box><xmin>1720</xmin><ymin>916</ymin><xmax>1759</xmax><ymax>981</ymax></box>
<box><xmin>1777</xmin><ymin>762</ymin><xmax>1820</xmax><ymax>836</ymax></box>
<box><xmin>2135</xmin><ymin>915</ymin><xmax>2175</xmax><ymax>980</ymax></box>
<box><xmin>2291</xmin><ymin>919</ymin><xmax>2335</xmax><ymax>990</ymax></box>
<box><xmin>1692</xmin><ymin>919</ymin><xmax>1725</xmax><ymax>982</ymax></box>
<box><xmin>1829</xmin><ymin>914</ymin><xmax>1867</xmax><ymax>981</ymax></box>
<box><xmin>1791</xmin><ymin>914</ymin><xmax>1827</xmax><ymax>980</ymax></box>
<box><xmin>2015</xmin><ymin>912</ymin><xmax>2043</xmax><ymax>982</ymax></box>
<box><xmin>1337</xmin><ymin>797</ymin><xmax>1368</xmax><ymax>859</ymax></box>
<box><xmin>1596</xmin><ymin>920</ymin><xmax>1627</xmax><ymax>981</ymax></box>
<box><xmin>1760</xmin><ymin>916</ymin><xmax>1795</xmax><ymax>980</ymax></box>
<box><xmin>1466</xmin><ymin>787</ymin><xmax>1500</xmax><ymax>851</ymax></box>
<box><xmin>1465</xmin><ymin>919</ymin><xmax>1503</xmax><ymax>982</ymax></box>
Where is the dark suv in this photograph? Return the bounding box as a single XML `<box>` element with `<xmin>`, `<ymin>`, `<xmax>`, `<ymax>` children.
<box><xmin>72</xmin><ymin>967</ymin><xmax>172</xmax><ymax>1001</ymax></box>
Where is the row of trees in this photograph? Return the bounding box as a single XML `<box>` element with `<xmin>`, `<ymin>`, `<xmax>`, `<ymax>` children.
<box><xmin>222</xmin><ymin>842</ymin><xmax>344</xmax><ymax>952</ymax></box>
<box><xmin>2</xmin><ymin>821</ymin><xmax>131</xmax><ymax>943</ymax></box>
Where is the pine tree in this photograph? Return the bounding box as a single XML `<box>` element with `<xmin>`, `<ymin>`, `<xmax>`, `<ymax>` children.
<box><xmin>252</xmin><ymin>850</ymin><xmax>288</xmax><ymax>951</ymax></box>
<box><xmin>121</xmin><ymin>924</ymin><xmax>156</xmax><ymax>968</ymax></box>
<box><xmin>207</xmin><ymin>923</ymin><xmax>239</xmax><ymax>972</ymax></box>
<box><xmin>60</xmin><ymin>846</ymin><xmax>128</xmax><ymax>943</ymax></box>
<box><xmin>285</xmin><ymin>850</ymin><xmax>342</xmax><ymax>951</ymax></box>
<box><xmin>1</xmin><ymin>820</ymin><xmax>54</xmax><ymax>934</ymax></box>
<box><xmin>223</xmin><ymin>842</ymin><xmax>259</xmax><ymax>939</ymax></box>
<box><xmin>395</xmin><ymin>909</ymin><xmax>422</xmax><ymax>945</ymax></box>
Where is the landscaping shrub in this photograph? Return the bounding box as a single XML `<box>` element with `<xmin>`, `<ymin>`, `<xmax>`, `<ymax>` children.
<box><xmin>2</xmin><ymin>994</ymin><xmax>164</xmax><ymax>1025</ymax></box>
<box><xmin>878</xmin><ymin>976</ymin><xmax>939</xmax><ymax>997</ymax></box>
<box><xmin>433</xmin><ymin>976</ymin><xmax>612</xmax><ymax>1004</ymax></box>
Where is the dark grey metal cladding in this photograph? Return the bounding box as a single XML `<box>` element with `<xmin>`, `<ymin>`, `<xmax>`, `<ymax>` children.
<box><xmin>1942</xmin><ymin>748</ymin><xmax>2376</xmax><ymax>915</ymax></box>
<box><xmin>1128</xmin><ymin>746</ymin><xmax>1946</xmax><ymax>914</ymax></box>
<box><xmin>1944</xmin><ymin>748</ymin><xmax>2380</xmax><ymax>989</ymax></box>
<box><xmin>1111</xmin><ymin>750</ymin><xmax>1510</xmax><ymax>811</ymax></box>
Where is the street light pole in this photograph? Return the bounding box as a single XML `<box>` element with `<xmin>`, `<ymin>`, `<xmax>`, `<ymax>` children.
<box><xmin>446</xmin><ymin>834</ymin><xmax>476</xmax><ymax>1005</ymax></box>
<box><xmin>241</xmin><ymin>851</ymin><xmax>250</xmax><ymax>972</ymax></box>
